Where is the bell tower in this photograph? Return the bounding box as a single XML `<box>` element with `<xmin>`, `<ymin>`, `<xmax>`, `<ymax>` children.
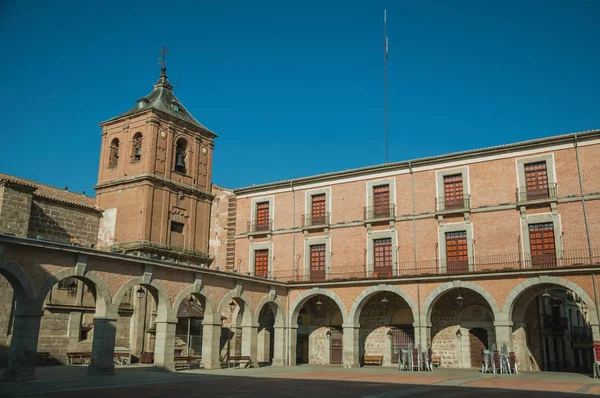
<box><xmin>94</xmin><ymin>56</ymin><xmax>217</xmax><ymax>266</ymax></box>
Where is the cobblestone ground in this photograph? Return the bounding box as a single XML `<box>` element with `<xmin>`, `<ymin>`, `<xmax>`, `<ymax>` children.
<box><xmin>2</xmin><ymin>365</ymin><xmax>599</xmax><ymax>397</ymax></box>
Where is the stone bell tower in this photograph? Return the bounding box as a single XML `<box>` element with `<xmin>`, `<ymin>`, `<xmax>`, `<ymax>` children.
<box><xmin>94</xmin><ymin>59</ymin><xmax>217</xmax><ymax>266</ymax></box>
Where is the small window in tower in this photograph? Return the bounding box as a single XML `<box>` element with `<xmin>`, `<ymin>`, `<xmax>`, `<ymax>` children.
<box><xmin>174</xmin><ymin>138</ymin><xmax>187</xmax><ymax>174</ymax></box>
<box><xmin>172</xmin><ymin>103</ymin><xmax>181</xmax><ymax>112</ymax></box>
<box><xmin>131</xmin><ymin>132</ymin><xmax>142</xmax><ymax>163</ymax></box>
<box><xmin>108</xmin><ymin>138</ymin><xmax>119</xmax><ymax>168</ymax></box>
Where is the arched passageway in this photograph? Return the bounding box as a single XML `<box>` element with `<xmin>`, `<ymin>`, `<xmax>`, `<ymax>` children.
<box><xmin>510</xmin><ymin>283</ymin><xmax>594</xmax><ymax>373</ymax></box>
<box><xmin>429</xmin><ymin>287</ymin><xmax>496</xmax><ymax>369</ymax></box>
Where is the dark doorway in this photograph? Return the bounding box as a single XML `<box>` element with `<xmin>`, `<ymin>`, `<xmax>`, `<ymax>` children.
<box><xmin>469</xmin><ymin>327</ymin><xmax>488</xmax><ymax>368</ymax></box>
<box><xmin>330</xmin><ymin>329</ymin><xmax>343</xmax><ymax>365</ymax></box>
<box><xmin>296</xmin><ymin>335</ymin><xmax>309</xmax><ymax>364</ymax></box>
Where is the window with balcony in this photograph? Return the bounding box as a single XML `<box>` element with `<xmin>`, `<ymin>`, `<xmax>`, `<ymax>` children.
<box><xmin>256</xmin><ymin>201</ymin><xmax>270</xmax><ymax>231</ymax></box>
<box><xmin>254</xmin><ymin>249</ymin><xmax>269</xmax><ymax>278</ymax></box>
<box><xmin>444</xmin><ymin>174</ymin><xmax>464</xmax><ymax>210</ymax></box>
<box><xmin>446</xmin><ymin>231</ymin><xmax>469</xmax><ymax>273</ymax></box>
<box><xmin>373</xmin><ymin>184</ymin><xmax>390</xmax><ymax>218</ymax></box>
<box><xmin>311</xmin><ymin>194</ymin><xmax>326</xmax><ymax>225</ymax></box>
<box><xmin>529</xmin><ymin>222</ymin><xmax>556</xmax><ymax>268</ymax></box>
<box><xmin>373</xmin><ymin>238</ymin><xmax>393</xmax><ymax>276</ymax></box>
<box><xmin>525</xmin><ymin>162</ymin><xmax>550</xmax><ymax>200</ymax></box>
<box><xmin>310</xmin><ymin>244</ymin><xmax>326</xmax><ymax>281</ymax></box>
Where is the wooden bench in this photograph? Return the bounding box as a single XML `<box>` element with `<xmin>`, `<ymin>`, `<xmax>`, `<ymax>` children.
<box><xmin>113</xmin><ymin>352</ymin><xmax>131</xmax><ymax>366</ymax></box>
<box><xmin>174</xmin><ymin>356</ymin><xmax>204</xmax><ymax>371</ymax></box>
<box><xmin>363</xmin><ymin>355</ymin><xmax>383</xmax><ymax>366</ymax></box>
<box><xmin>66</xmin><ymin>352</ymin><xmax>92</xmax><ymax>365</ymax></box>
<box><xmin>228</xmin><ymin>355</ymin><xmax>256</xmax><ymax>368</ymax></box>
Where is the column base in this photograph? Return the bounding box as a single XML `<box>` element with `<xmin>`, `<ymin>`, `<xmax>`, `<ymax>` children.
<box><xmin>1</xmin><ymin>367</ymin><xmax>36</xmax><ymax>382</ymax></box>
<box><xmin>87</xmin><ymin>363</ymin><xmax>115</xmax><ymax>376</ymax></box>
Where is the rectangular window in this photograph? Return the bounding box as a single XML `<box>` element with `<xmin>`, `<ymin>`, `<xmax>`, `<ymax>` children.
<box><xmin>170</xmin><ymin>221</ymin><xmax>185</xmax><ymax>249</ymax></box>
<box><xmin>446</xmin><ymin>231</ymin><xmax>469</xmax><ymax>273</ymax></box>
<box><xmin>256</xmin><ymin>202</ymin><xmax>270</xmax><ymax>231</ymax></box>
<box><xmin>254</xmin><ymin>249</ymin><xmax>269</xmax><ymax>278</ymax></box>
<box><xmin>310</xmin><ymin>244</ymin><xmax>326</xmax><ymax>281</ymax></box>
<box><xmin>529</xmin><ymin>222</ymin><xmax>556</xmax><ymax>268</ymax></box>
<box><xmin>444</xmin><ymin>174</ymin><xmax>464</xmax><ymax>210</ymax></box>
<box><xmin>373</xmin><ymin>185</ymin><xmax>390</xmax><ymax>218</ymax></box>
<box><xmin>373</xmin><ymin>238</ymin><xmax>393</xmax><ymax>276</ymax></box>
<box><xmin>525</xmin><ymin>162</ymin><xmax>549</xmax><ymax>200</ymax></box>
<box><xmin>311</xmin><ymin>194</ymin><xmax>326</xmax><ymax>225</ymax></box>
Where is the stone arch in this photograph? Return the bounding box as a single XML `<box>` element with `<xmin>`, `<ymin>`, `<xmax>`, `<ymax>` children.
<box><xmin>37</xmin><ymin>268</ymin><xmax>112</xmax><ymax>317</ymax></box>
<box><xmin>0</xmin><ymin>256</ymin><xmax>35</xmax><ymax>300</ymax></box>
<box><xmin>423</xmin><ymin>281</ymin><xmax>500</xmax><ymax>323</ymax></box>
<box><xmin>256</xmin><ymin>295</ymin><xmax>287</xmax><ymax>327</ymax></box>
<box><xmin>502</xmin><ymin>276</ymin><xmax>599</xmax><ymax>327</ymax></box>
<box><xmin>349</xmin><ymin>284</ymin><xmax>418</xmax><ymax>325</ymax></box>
<box><xmin>171</xmin><ymin>285</ymin><xmax>217</xmax><ymax>324</ymax></box>
<box><xmin>289</xmin><ymin>288</ymin><xmax>349</xmax><ymax>325</ymax></box>
<box><xmin>113</xmin><ymin>276</ymin><xmax>173</xmax><ymax>321</ymax></box>
<box><xmin>218</xmin><ymin>290</ymin><xmax>255</xmax><ymax>326</ymax></box>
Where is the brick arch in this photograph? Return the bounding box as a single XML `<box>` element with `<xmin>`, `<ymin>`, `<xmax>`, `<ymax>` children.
<box><xmin>502</xmin><ymin>276</ymin><xmax>599</xmax><ymax>327</ymax></box>
<box><xmin>37</xmin><ymin>268</ymin><xmax>112</xmax><ymax>318</ymax></box>
<box><xmin>423</xmin><ymin>281</ymin><xmax>500</xmax><ymax>323</ymax></box>
<box><xmin>348</xmin><ymin>284</ymin><xmax>418</xmax><ymax>325</ymax></box>
<box><xmin>113</xmin><ymin>276</ymin><xmax>172</xmax><ymax>321</ymax></box>
<box><xmin>0</xmin><ymin>255</ymin><xmax>35</xmax><ymax>300</ymax></box>
<box><xmin>289</xmin><ymin>288</ymin><xmax>349</xmax><ymax>325</ymax></box>
<box><xmin>172</xmin><ymin>285</ymin><xmax>217</xmax><ymax>324</ymax></box>
<box><xmin>256</xmin><ymin>295</ymin><xmax>286</xmax><ymax>328</ymax></box>
<box><xmin>218</xmin><ymin>291</ymin><xmax>255</xmax><ymax>326</ymax></box>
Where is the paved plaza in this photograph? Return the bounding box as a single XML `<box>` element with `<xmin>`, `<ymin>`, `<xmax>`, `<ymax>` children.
<box><xmin>2</xmin><ymin>365</ymin><xmax>600</xmax><ymax>397</ymax></box>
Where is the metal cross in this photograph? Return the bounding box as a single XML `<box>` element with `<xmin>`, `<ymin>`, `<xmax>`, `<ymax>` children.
<box><xmin>158</xmin><ymin>44</ymin><xmax>169</xmax><ymax>68</ymax></box>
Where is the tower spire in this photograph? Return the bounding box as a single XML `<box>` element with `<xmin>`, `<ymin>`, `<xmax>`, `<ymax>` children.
<box><xmin>154</xmin><ymin>44</ymin><xmax>173</xmax><ymax>91</ymax></box>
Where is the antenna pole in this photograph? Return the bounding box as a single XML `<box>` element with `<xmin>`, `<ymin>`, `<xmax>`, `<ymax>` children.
<box><xmin>175</xmin><ymin>72</ymin><xmax>181</xmax><ymax>94</ymax></box>
<box><xmin>384</xmin><ymin>10</ymin><xmax>389</xmax><ymax>164</ymax></box>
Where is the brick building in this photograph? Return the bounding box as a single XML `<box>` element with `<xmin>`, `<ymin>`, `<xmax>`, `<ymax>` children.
<box><xmin>0</xmin><ymin>64</ymin><xmax>599</xmax><ymax>381</ymax></box>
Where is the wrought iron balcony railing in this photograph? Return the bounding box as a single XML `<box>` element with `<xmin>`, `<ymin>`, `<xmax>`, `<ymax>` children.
<box><xmin>302</xmin><ymin>213</ymin><xmax>331</xmax><ymax>228</ymax></box>
<box><xmin>516</xmin><ymin>183</ymin><xmax>558</xmax><ymax>204</ymax></box>
<box><xmin>435</xmin><ymin>194</ymin><xmax>471</xmax><ymax>212</ymax></box>
<box><xmin>262</xmin><ymin>248</ymin><xmax>600</xmax><ymax>283</ymax></box>
<box><xmin>364</xmin><ymin>204</ymin><xmax>396</xmax><ymax>221</ymax></box>
<box><xmin>247</xmin><ymin>219</ymin><xmax>273</xmax><ymax>234</ymax></box>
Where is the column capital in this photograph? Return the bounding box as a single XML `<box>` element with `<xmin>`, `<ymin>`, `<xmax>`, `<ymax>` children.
<box><xmin>494</xmin><ymin>321</ymin><xmax>513</xmax><ymax>327</ymax></box>
<box><xmin>342</xmin><ymin>323</ymin><xmax>360</xmax><ymax>329</ymax></box>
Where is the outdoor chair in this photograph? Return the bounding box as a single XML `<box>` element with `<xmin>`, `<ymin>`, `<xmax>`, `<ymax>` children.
<box><xmin>481</xmin><ymin>349</ymin><xmax>491</xmax><ymax>374</ymax></box>
<box><xmin>593</xmin><ymin>342</ymin><xmax>600</xmax><ymax>378</ymax></box>
<box><xmin>421</xmin><ymin>349</ymin><xmax>433</xmax><ymax>371</ymax></box>
<box><xmin>492</xmin><ymin>350</ymin><xmax>502</xmax><ymax>374</ymax></box>
<box><xmin>507</xmin><ymin>352</ymin><xmax>518</xmax><ymax>375</ymax></box>
<box><xmin>398</xmin><ymin>349</ymin><xmax>409</xmax><ymax>371</ymax></box>
<box><xmin>411</xmin><ymin>348</ymin><xmax>420</xmax><ymax>371</ymax></box>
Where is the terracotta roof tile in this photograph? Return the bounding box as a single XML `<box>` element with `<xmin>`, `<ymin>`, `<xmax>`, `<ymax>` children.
<box><xmin>0</xmin><ymin>172</ymin><xmax>98</xmax><ymax>211</ymax></box>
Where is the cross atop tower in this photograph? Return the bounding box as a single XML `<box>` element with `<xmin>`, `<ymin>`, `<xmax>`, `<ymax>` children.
<box><xmin>158</xmin><ymin>43</ymin><xmax>169</xmax><ymax>69</ymax></box>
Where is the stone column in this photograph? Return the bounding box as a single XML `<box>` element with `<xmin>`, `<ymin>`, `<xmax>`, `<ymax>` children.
<box><xmin>342</xmin><ymin>323</ymin><xmax>360</xmax><ymax>368</ymax></box>
<box><xmin>241</xmin><ymin>323</ymin><xmax>258</xmax><ymax>362</ymax></box>
<box><xmin>272</xmin><ymin>325</ymin><xmax>286</xmax><ymax>366</ymax></box>
<box><xmin>67</xmin><ymin>311</ymin><xmax>84</xmax><ymax>351</ymax></box>
<box><xmin>288</xmin><ymin>324</ymin><xmax>298</xmax><ymax>366</ymax></box>
<box><xmin>87</xmin><ymin>317</ymin><xmax>117</xmax><ymax>375</ymax></box>
<box><xmin>413</xmin><ymin>321</ymin><xmax>432</xmax><ymax>349</ymax></box>
<box><xmin>201</xmin><ymin>322</ymin><xmax>222</xmax><ymax>369</ymax></box>
<box><xmin>494</xmin><ymin>321</ymin><xmax>514</xmax><ymax>352</ymax></box>
<box><xmin>153</xmin><ymin>320</ymin><xmax>177</xmax><ymax>371</ymax></box>
<box><xmin>1</xmin><ymin>301</ymin><xmax>43</xmax><ymax>381</ymax></box>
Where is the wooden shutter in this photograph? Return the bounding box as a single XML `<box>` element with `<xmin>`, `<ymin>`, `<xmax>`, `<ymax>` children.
<box><xmin>170</xmin><ymin>221</ymin><xmax>185</xmax><ymax>249</ymax></box>
<box><xmin>373</xmin><ymin>185</ymin><xmax>390</xmax><ymax>217</ymax></box>
<box><xmin>529</xmin><ymin>223</ymin><xmax>556</xmax><ymax>267</ymax></box>
<box><xmin>374</xmin><ymin>238</ymin><xmax>393</xmax><ymax>276</ymax></box>
<box><xmin>256</xmin><ymin>202</ymin><xmax>270</xmax><ymax>231</ymax></box>
<box><xmin>254</xmin><ymin>249</ymin><xmax>269</xmax><ymax>278</ymax></box>
<box><xmin>525</xmin><ymin>162</ymin><xmax>549</xmax><ymax>200</ymax></box>
<box><xmin>310</xmin><ymin>244</ymin><xmax>326</xmax><ymax>281</ymax></box>
<box><xmin>444</xmin><ymin>174</ymin><xmax>464</xmax><ymax>209</ymax></box>
<box><xmin>311</xmin><ymin>194</ymin><xmax>326</xmax><ymax>224</ymax></box>
<box><xmin>446</xmin><ymin>231</ymin><xmax>468</xmax><ymax>273</ymax></box>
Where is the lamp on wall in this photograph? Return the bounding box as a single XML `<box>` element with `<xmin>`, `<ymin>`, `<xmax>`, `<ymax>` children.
<box><xmin>229</xmin><ymin>300</ymin><xmax>237</xmax><ymax>312</ymax></box>
<box><xmin>67</xmin><ymin>281</ymin><xmax>78</xmax><ymax>297</ymax></box>
<box><xmin>455</xmin><ymin>289</ymin><xmax>464</xmax><ymax>307</ymax></box>
<box><xmin>542</xmin><ymin>288</ymin><xmax>552</xmax><ymax>306</ymax></box>
<box><xmin>188</xmin><ymin>295</ymin><xmax>195</xmax><ymax>306</ymax></box>
<box><xmin>456</xmin><ymin>328</ymin><xmax>462</xmax><ymax>339</ymax></box>
<box><xmin>136</xmin><ymin>287</ymin><xmax>145</xmax><ymax>300</ymax></box>
<box><xmin>315</xmin><ymin>297</ymin><xmax>323</xmax><ymax>311</ymax></box>
<box><xmin>380</xmin><ymin>292</ymin><xmax>389</xmax><ymax>309</ymax></box>
<box><xmin>325</xmin><ymin>329</ymin><xmax>331</xmax><ymax>339</ymax></box>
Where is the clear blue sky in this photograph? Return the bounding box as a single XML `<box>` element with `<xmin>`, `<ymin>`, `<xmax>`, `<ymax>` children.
<box><xmin>1</xmin><ymin>0</ymin><xmax>598</xmax><ymax>194</ymax></box>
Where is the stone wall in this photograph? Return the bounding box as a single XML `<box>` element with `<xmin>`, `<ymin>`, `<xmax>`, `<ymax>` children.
<box><xmin>0</xmin><ymin>183</ymin><xmax>33</xmax><ymax>236</ymax></box>
<box><xmin>0</xmin><ymin>274</ymin><xmax>15</xmax><ymax>357</ymax></box>
<box><xmin>209</xmin><ymin>185</ymin><xmax>234</xmax><ymax>270</ymax></box>
<box><xmin>27</xmin><ymin>199</ymin><xmax>100</xmax><ymax>246</ymax></box>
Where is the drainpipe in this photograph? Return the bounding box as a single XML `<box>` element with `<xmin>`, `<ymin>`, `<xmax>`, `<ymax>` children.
<box><xmin>573</xmin><ymin>134</ymin><xmax>599</xmax><ymax>328</ymax></box>
<box><xmin>291</xmin><ymin>181</ymin><xmax>296</xmax><ymax>281</ymax></box>
<box><xmin>409</xmin><ymin>161</ymin><xmax>422</xmax><ymax>348</ymax></box>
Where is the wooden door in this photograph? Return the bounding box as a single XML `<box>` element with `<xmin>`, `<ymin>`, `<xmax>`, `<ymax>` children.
<box><xmin>373</xmin><ymin>185</ymin><xmax>390</xmax><ymax>217</ymax></box>
<box><xmin>374</xmin><ymin>238</ymin><xmax>393</xmax><ymax>276</ymax></box>
<box><xmin>446</xmin><ymin>231</ymin><xmax>469</xmax><ymax>273</ymax></box>
<box><xmin>310</xmin><ymin>244</ymin><xmax>326</xmax><ymax>281</ymax></box>
<box><xmin>330</xmin><ymin>329</ymin><xmax>343</xmax><ymax>365</ymax></box>
<box><xmin>529</xmin><ymin>223</ymin><xmax>556</xmax><ymax>267</ymax></box>
<box><xmin>525</xmin><ymin>162</ymin><xmax>549</xmax><ymax>200</ymax></box>
<box><xmin>256</xmin><ymin>202</ymin><xmax>270</xmax><ymax>231</ymax></box>
<box><xmin>469</xmin><ymin>328</ymin><xmax>488</xmax><ymax>368</ymax></box>
<box><xmin>444</xmin><ymin>174</ymin><xmax>464</xmax><ymax>209</ymax></box>
<box><xmin>254</xmin><ymin>249</ymin><xmax>269</xmax><ymax>278</ymax></box>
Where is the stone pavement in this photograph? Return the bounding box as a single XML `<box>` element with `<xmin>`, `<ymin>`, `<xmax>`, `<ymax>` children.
<box><xmin>1</xmin><ymin>365</ymin><xmax>600</xmax><ymax>397</ymax></box>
